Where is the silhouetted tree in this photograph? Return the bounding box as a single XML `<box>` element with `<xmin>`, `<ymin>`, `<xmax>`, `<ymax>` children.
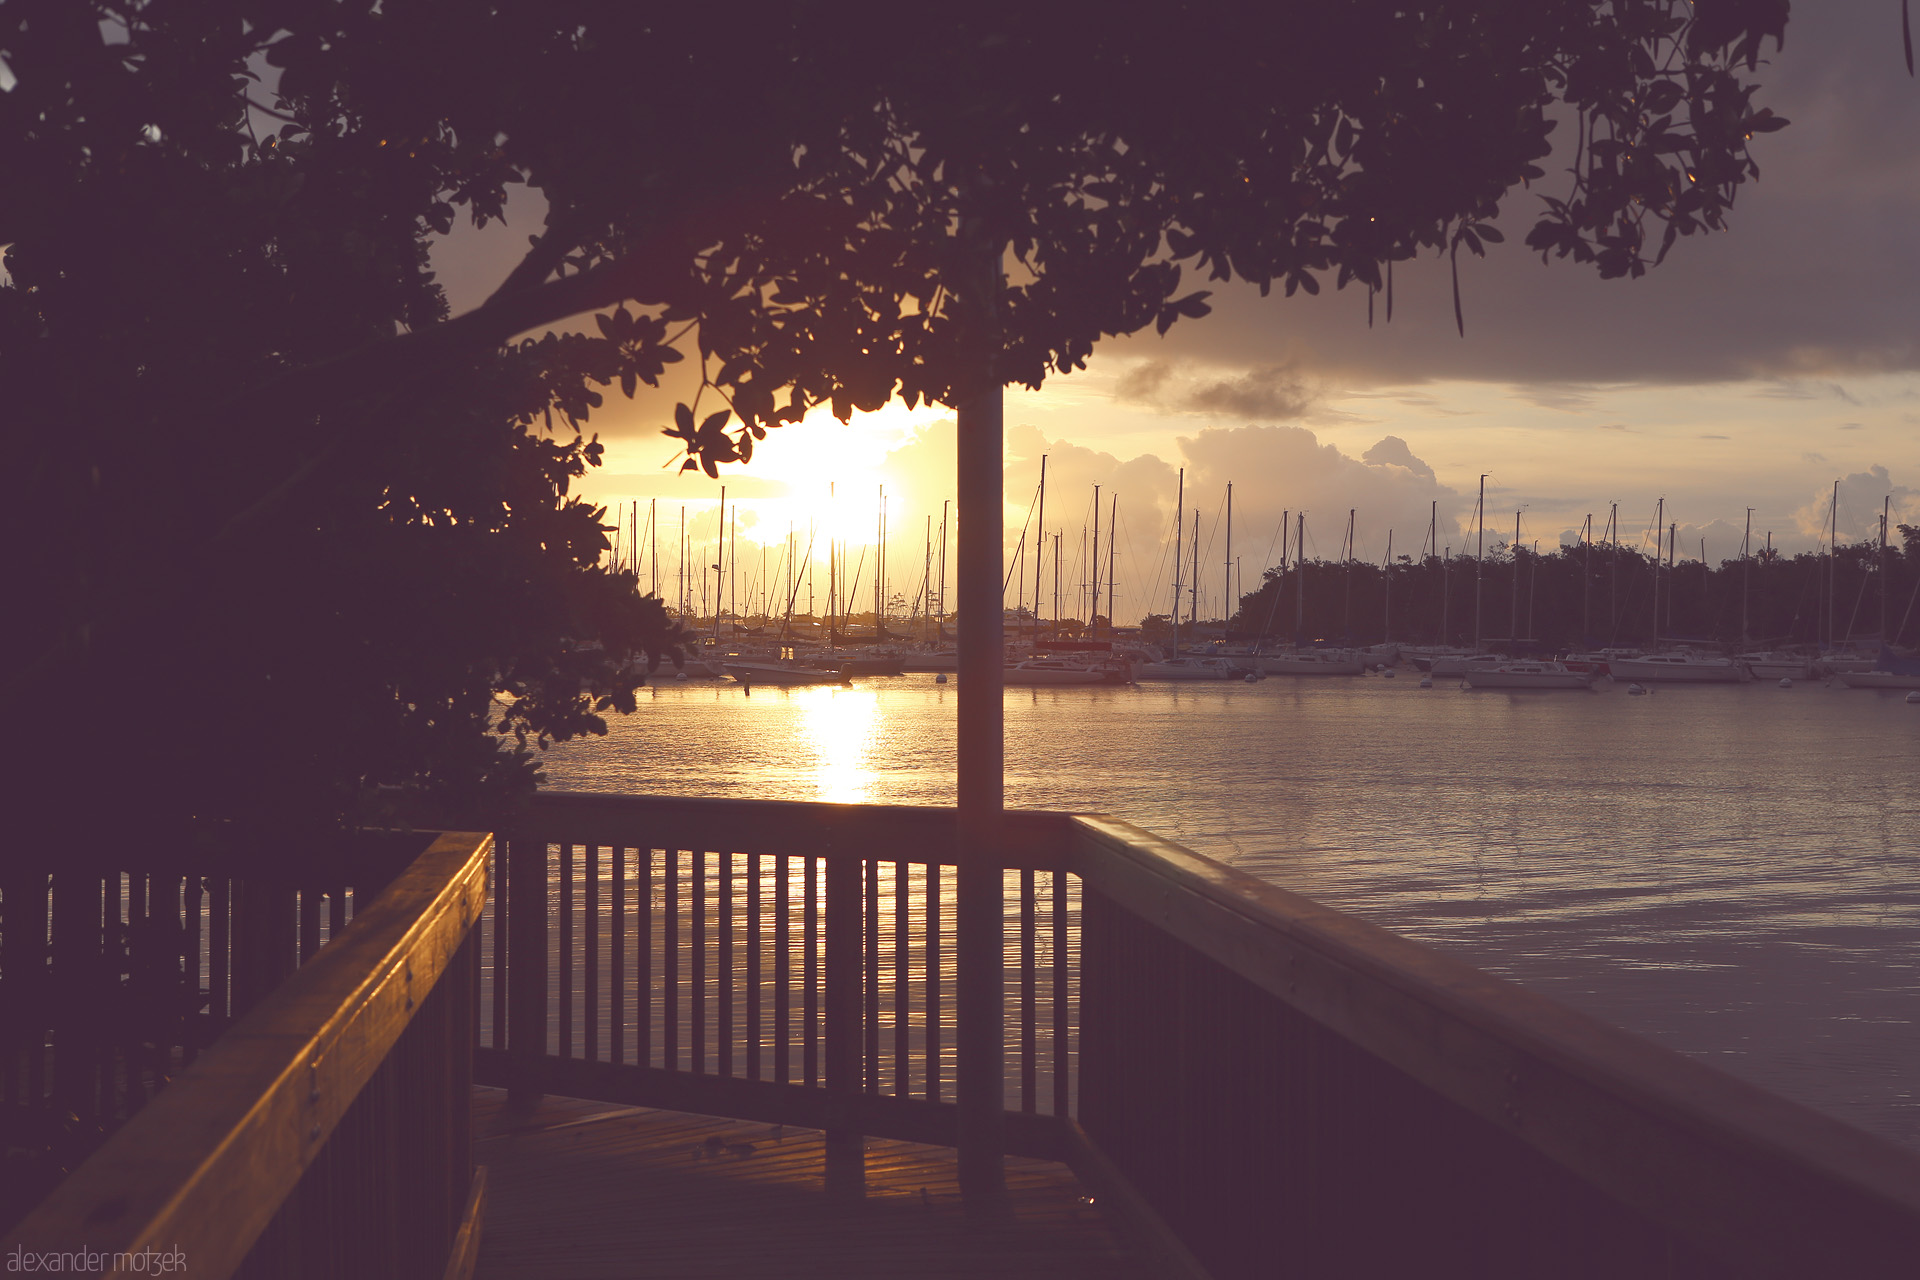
<box><xmin>2</xmin><ymin>1</ymin><xmax>1791</xmax><ymax>851</ymax></box>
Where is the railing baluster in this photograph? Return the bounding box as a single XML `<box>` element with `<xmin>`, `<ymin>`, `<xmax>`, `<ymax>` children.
<box><xmin>506</xmin><ymin>837</ymin><xmax>549</xmax><ymax>1107</ymax></box>
<box><xmin>824</xmin><ymin>846</ymin><xmax>864</xmax><ymax>1195</ymax></box>
<box><xmin>559</xmin><ymin>843</ymin><xmax>574</xmax><ymax>1060</ymax></box>
<box><xmin>774</xmin><ymin>854</ymin><xmax>790</xmax><ymax>1084</ymax></box>
<box><xmin>925</xmin><ymin>861</ymin><xmax>940</xmax><ymax>1104</ymax></box>
<box><xmin>585</xmin><ymin>844</ymin><xmax>600</xmax><ymax>1062</ymax></box>
<box><xmin>747</xmin><ymin>851</ymin><xmax>762</xmax><ymax>1082</ymax></box>
<box><xmin>1053</xmin><ymin>869</ymin><xmax>1070</xmax><ymax>1117</ymax></box>
<box><xmin>1020</xmin><ymin>867</ymin><xmax>1037</xmax><ymax>1113</ymax></box>
<box><xmin>864</xmin><ymin>854</ymin><xmax>879</xmax><ymax>1094</ymax></box>
<box><xmin>489</xmin><ymin>854</ymin><xmax>505</xmax><ymax>1055</ymax></box>
<box><xmin>182</xmin><ymin>877</ymin><xmax>204</xmax><ymax>1067</ymax></box>
<box><xmin>664</xmin><ymin>848</ymin><xmax>680</xmax><ymax>1072</ymax></box>
<box><xmin>692</xmin><ymin>850</ymin><xmax>707</xmax><ymax>1074</ymax></box>
<box><xmin>718</xmin><ymin>850</ymin><xmax>733</xmax><ymax>1078</ymax></box>
<box><xmin>611</xmin><ymin>847</ymin><xmax>625</xmax><ymax>1066</ymax></box>
<box><xmin>893</xmin><ymin>859</ymin><xmax>909</xmax><ymax>1096</ymax></box>
<box><xmin>637</xmin><ymin>847</ymin><xmax>652</xmax><ymax>1069</ymax></box>
<box><xmin>803</xmin><ymin>855</ymin><xmax>818</xmax><ymax>1087</ymax></box>
<box><xmin>298</xmin><ymin>885</ymin><xmax>320</xmax><ymax>964</ymax></box>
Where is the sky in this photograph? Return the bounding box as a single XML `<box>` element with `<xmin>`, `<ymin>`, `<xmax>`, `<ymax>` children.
<box><xmin>430</xmin><ymin>6</ymin><xmax>1920</xmax><ymax>624</ymax></box>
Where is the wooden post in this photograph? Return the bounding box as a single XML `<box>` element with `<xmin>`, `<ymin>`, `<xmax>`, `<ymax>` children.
<box><xmin>955</xmin><ymin>232</ymin><xmax>1007</xmax><ymax>1207</ymax></box>
<box><xmin>823</xmin><ymin>842</ymin><xmax>864</xmax><ymax>1197</ymax></box>
<box><xmin>505</xmin><ymin>837</ymin><xmax>549</xmax><ymax>1108</ymax></box>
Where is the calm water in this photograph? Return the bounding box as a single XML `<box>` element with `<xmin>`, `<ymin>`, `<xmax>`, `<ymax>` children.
<box><xmin>538</xmin><ymin>674</ymin><xmax>1920</xmax><ymax>1147</ymax></box>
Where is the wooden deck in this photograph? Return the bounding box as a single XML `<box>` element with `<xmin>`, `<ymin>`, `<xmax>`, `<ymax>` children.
<box><xmin>471</xmin><ymin>1088</ymin><xmax>1147</xmax><ymax>1279</ymax></box>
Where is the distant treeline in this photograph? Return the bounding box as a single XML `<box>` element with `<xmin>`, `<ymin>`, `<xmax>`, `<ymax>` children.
<box><xmin>1224</xmin><ymin>527</ymin><xmax>1920</xmax><ymax>650</ymax></box>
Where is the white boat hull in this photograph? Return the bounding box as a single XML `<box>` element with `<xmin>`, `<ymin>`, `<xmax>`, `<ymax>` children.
<box><xmin>1607</xmin><ymin>656</ymin><xmax>1746</xmax><ymax>683</ymax></box>
<box><xmin>1740</xmin><ymin>657</ymin><xmax>1814</xmax><ymax>680</ymax></box>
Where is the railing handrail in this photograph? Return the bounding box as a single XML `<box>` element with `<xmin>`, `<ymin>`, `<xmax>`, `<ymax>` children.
<box><xmin>492</xmin><ymin>790</ymin><xmax>1073</xmax><ymax>868</ymax></box>
<box><xmin>1070</xmin><ymin>813</ymin><xmax>1920</xmax><ymax>1271</ymax></box>
<box><xmin>3</xmin><ymin>830</ymin><xmax>491</xmax><ymax>1278</ymax></box>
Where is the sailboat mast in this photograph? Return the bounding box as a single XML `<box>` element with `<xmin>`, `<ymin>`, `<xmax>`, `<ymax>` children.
<box><xmin>828</xmin><ymin>482</ymin><xmax>837</xmax><ymax>648</ymax></box>
<box><xmin>1652</xmin><ymin>497</ymin><xmax>1663</xmax><ymax>649</ymax></box>
<box><xmin>1090</xmin><ymin>484</ymin><xmax>1101</xmax><ymax>636</ymax></box>
<box><xmin>1882</xmin><ymin>494</ymin><xmax>1892</xmax><ymax>641</ymax></box>
<box><xmin>1511</xmin><ymin>510</ymin><xmax>1521</xmax><ymax>644</ymax></box>
<box><xmin>1343</xmin><ymin>508</ymin><xmax>1355</xmax><ymax>642</ymax></box>
<box><xmin>1668</xmin><ymin>520</ymin><xmax>1676</xmax><ymax>639</ymax></box>
<box><xmin>1828</xmin><ymin>478</ymin><xmax>1839</xmax><ymax>649</ymax></box>
<box><xmin>1032</xmin><ymin>456</ymin><xmax>1047</xmax><ymax>643</ymax></box>
<box><xmin>1383</xmin><ymin>530</ymin><xmax>1393</xmax><ymax>643</ymax></box>
<box><xmin>1474</xmin><ymin>475</ymin><xmax>1487</xmax><ymax>652</ymax></box>
<box><xmin>1172</xmin><ymin>468</ymin><xmax>1184</xmax><ymax>654</ymax></box>
<box><xmin>1224</xmin><ymin>483</ymin><xmax>1233</xmax><ymax>632</ymax></box>
<box><xmin>1105</xmin><ymin>493</ymin><xmax>1117</xmax><ymax>637</ymax></box>
<box><xmin>1442</xmin><ymin>545</ymin><xmax>1451</xmax><ymax>644</ymax></box>
<box><xmin>714</xmin><ymin>487</ymin><xmax>725</xmax><ymax>643</ymax></box>
<box><xmin>1742</xmin><ymin>508</ymin><xmax>1753</xmax><ymax>644</ymax></box>
<box><xmin>1189</xmin><ymin>510</ymin><xmax>1200</xmax><ymax>634</ymax></box>
<box><xmin>649</xmin><ymin>499</ymin><xmax>657</xmax><ymax>600</ymax></box>
<box><xmin>1583</xmin><ymin>514</ymin><xmax>1593</xmax><ymax>640</ymax></box>
<box><xmin>1294</xmin><ymin>512</ymin><xmax>1306</xmax><ymax>643</ymax></box>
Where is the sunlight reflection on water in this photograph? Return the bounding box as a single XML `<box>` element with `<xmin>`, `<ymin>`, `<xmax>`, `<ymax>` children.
<box><xmin>538</xmin><ymin>674</ymin><xmax>1920</xmax><ymax>1147</ymax></box>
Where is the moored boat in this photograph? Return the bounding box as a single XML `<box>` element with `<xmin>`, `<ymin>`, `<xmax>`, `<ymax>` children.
<box><xmin>1606</xmin><ymin>652</ymin><xmax>1748</xmax><ymax>683</ymax></box>
<box><xmin>1835</xmin><ymin>647</ymin><xmax>1920</xmax><ymax>690</ymax></box>
<box><xmin>1736</xmin><ymin>650</ymin><xmax>1815</xmax><ymax>680</ymax></box>
<box><xmin>1427</xmin><ymin>652</ymin><xmax>1507</xmax><ymax>677</ymax></box>
<box><xmin>1463</xmin><ymin>661</ymin><xmax>1600</xmax><ymax>690</ymax></box>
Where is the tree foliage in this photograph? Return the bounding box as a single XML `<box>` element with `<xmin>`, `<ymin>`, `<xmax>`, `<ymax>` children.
<box><xmin>0</xmin><ymin>0</ymin><xmax>1790</xmax><ymax>848</ymax></box>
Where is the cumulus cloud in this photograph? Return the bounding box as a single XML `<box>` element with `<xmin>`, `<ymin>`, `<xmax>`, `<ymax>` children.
<box><xmin>1177</xmin><ymin>424</ymin><xmax>1467</xmax><ymax>566</ymax></box>
<box><xmin>1792</xmin><ymin>465</ymin><xmax>1920</xmax><ymax>543</ymax></box>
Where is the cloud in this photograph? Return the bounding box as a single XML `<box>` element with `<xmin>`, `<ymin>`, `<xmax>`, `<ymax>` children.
<box><xmin>1092</xmin><ymin>9</ymin><xmax>1920</xmax><ymax>388</ymax></box>
<box><xmin>1182</xmin><ymin>365</ymin><xmax>1316</xmax><ymax>420</ymax></box>
<box><xmin>1791</xmin><ymin>465</ymin><xmax>1920</xmax><ymax>541</ymax></box>
<box><xmin>1596</xmin><ymin>423</ymin><xmax>1631</xmax><ymax>432</ymax></box>
<box><xmin>1176</xmin><ymin>424</ymin><xmax>1467</xmax><ymax>561</ymax></box>
<box><xmin>1113</xmin><ymin>357</ymin><xmax>1318</xmax><ymax>422</ymax></box>
<box><xmin>1515</xmin><ymin>385</ymin><xmax>1599</xmax><ymax>412</ymax></box>
<box><xmin>1361</xmin><ymin>435</ymin><xmax>1437</xmax><ymax>484</ymax></box>
<box><xmin>1698</xmin><ymin>434</ymin><xmax>1730</xmax><ymax>440</ymax></box>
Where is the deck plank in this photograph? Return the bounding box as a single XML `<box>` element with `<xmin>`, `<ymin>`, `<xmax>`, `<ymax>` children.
<box><xmin>472</xmin><ymin>1088</ymin><xmax>1145</xmax><ymax>1280</ymax></box>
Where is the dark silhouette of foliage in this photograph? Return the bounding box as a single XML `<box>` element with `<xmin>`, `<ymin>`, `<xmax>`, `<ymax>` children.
<box><xmin>1</xmin><ymin>1</ymin><xmax>1790</xmax><ymax>851</ymax></box>
<box><xmin>1230</xmin><ymin>538</ymin><xmax>1918</xmax><ymax>651</ymax></box>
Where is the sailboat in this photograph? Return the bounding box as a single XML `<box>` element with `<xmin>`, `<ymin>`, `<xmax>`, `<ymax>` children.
<box><xmin>1835</xmin><ymin>647</ymin><xmax>1920</xmax><ymax>690</ymax></box>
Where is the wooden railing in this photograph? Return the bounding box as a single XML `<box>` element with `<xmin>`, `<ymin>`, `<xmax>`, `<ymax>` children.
<box><xmin>1</xmin><ymin>831</ymin><xmax>490</xmax><ymax>1280</ymax></box>
<box><xmin>472</xmin><ymin>793</ymin><xmax>1076</xmax><ymax>1176</ymax></box>
<box><xmin>485</xmin><ymin>793</ymin><xmax>1920</xmax><ymax>1279</ymax></box>
<box><xmin>0</xmin><ymin>850</ymin><xmax>393</xmax><ymax>1196</ymax></box>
